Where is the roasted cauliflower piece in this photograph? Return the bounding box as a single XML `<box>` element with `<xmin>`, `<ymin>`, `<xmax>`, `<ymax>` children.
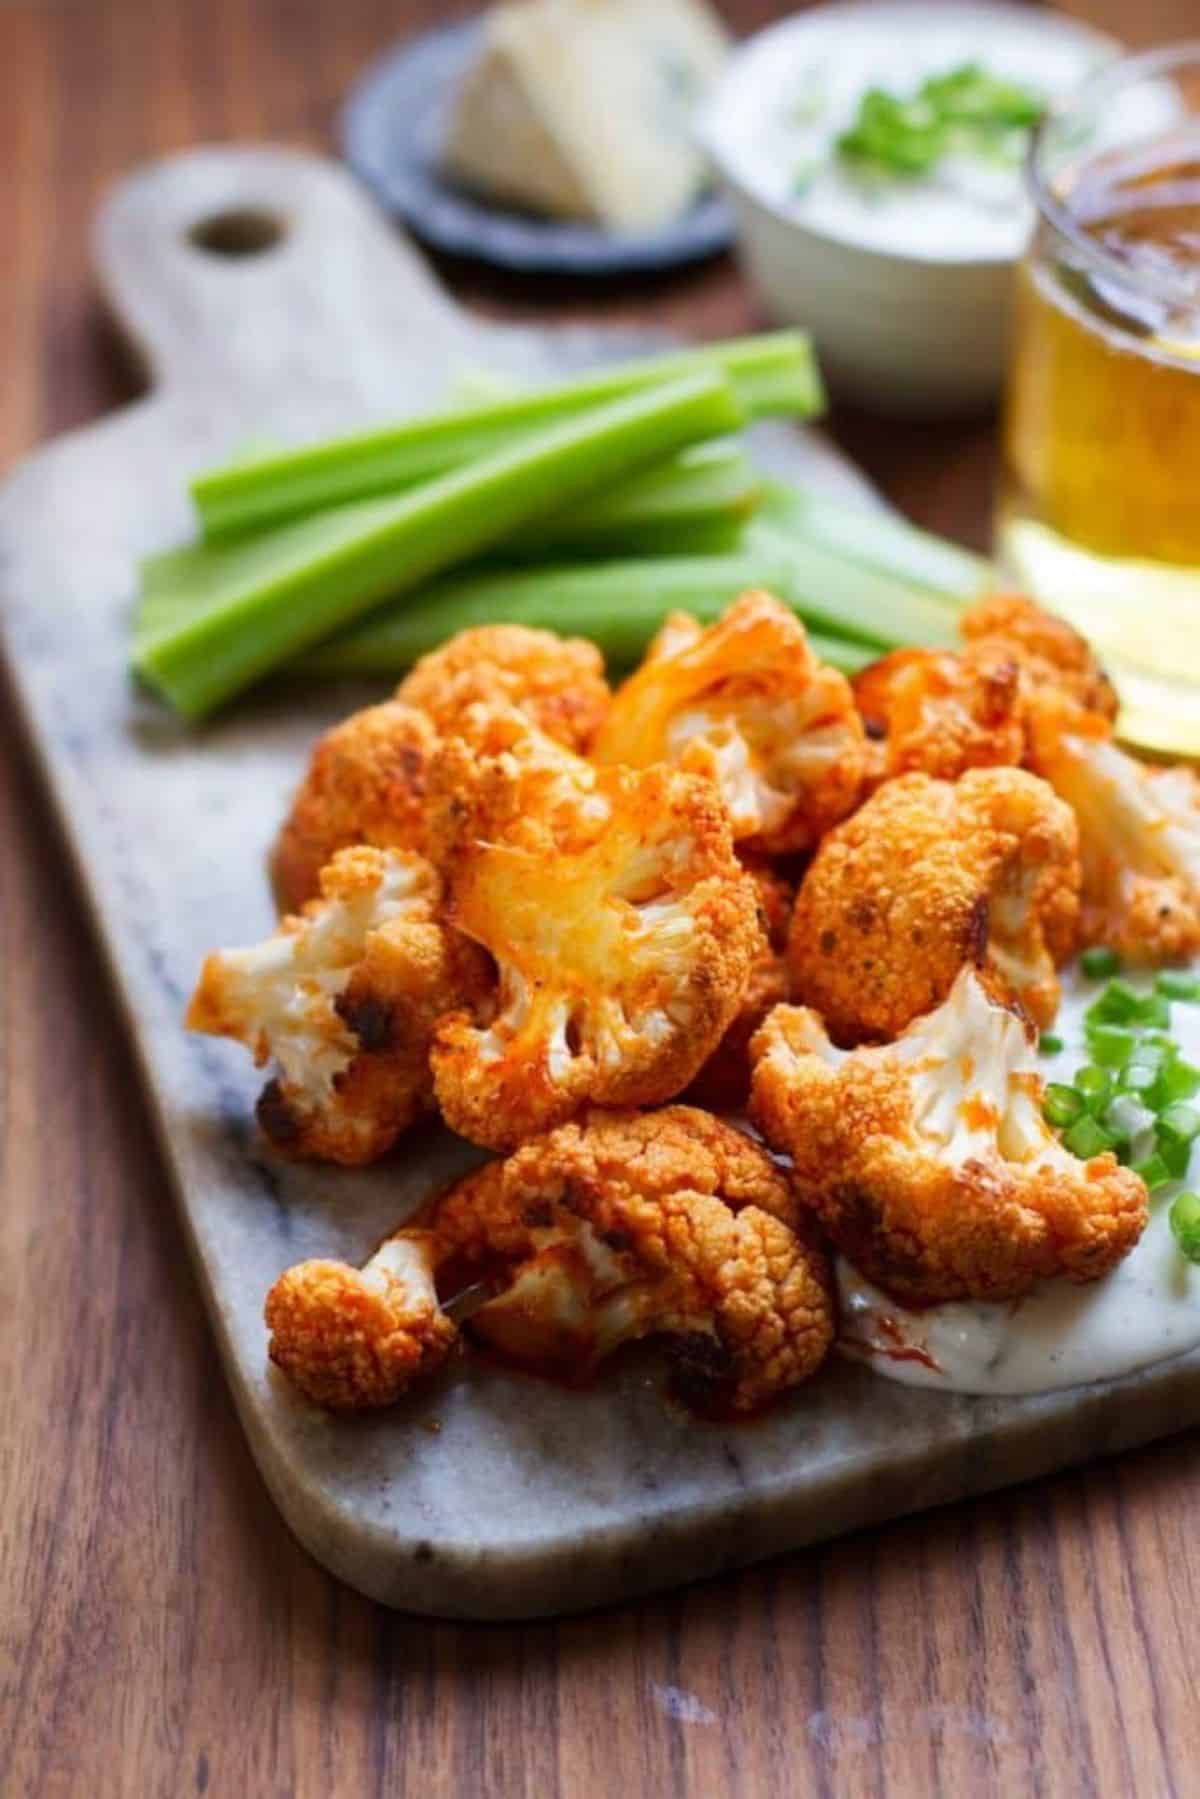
<box><xmin>397</xmin><ymin>623</ymin><xmax>611</xmax><ymax>751</ymax></box>
<box><xmin>188</xmin><ymin>846</ymin><xmax>492</xmax><ymax>1164</ymax></box>
<box><xmin>750</xmin><ymin>969</ymin><xmax>1148</xmax><ymax>1306</ymax></box>
<box><xmin>853</xmin><ymin>642</ymin><xmax>1025</xmax><ymax>790</ymax></box>
<box><xmin>961</xmin><ymin>592</ymin><xmax>1119</xmax><ymax>724</ymax></box>
<box><xmin>428</xmin><ymin>700</ymin><xmax>604</xmax><ymax>857</ymax></box>
<box><xmin>429</xmin><ymin>727</ymin><xmax>761</xmax><ymax>1149</ymax></box>
<box><xmin>272</xmin><ymin>700</ymin><xmax>438</xmax><ymax>913</ymax></box>
<box><xmin>591</xmin><ymin>591</ymin><xmax>866</xmax><ymax>855</ymax></box>
<box><xmin>265</xmin><ymin>1108</ymin><xmax>835</xmax><ymax>1414</ymax></box>
<box><xmin>1028</xmin><ymin>696</ymin><xmax>1200</xmax><ymax>963</ymax></box>
<box><xmin>686</xmin><ymin>857</ymin><xmax>793</xmax><ymax>1111</ymax></box>
<box><xmin>788</xmin><ymin>767</ymin><xmax>1081</xmax><ymax>1042</ymax></box>
<box><xmin>266</xmin><ymin>1231</ymin><xmax>455</xmax><ymax>1410</ymax></box>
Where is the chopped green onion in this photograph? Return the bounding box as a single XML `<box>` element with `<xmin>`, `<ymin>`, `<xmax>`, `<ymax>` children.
<box><xmin>1085</xmin><ymin>977</ymin><xmax>1143</xmax><ymax>1024</ymax></box>
<box><xmin>1155</xmin><ymin>970</ymin><xmax>1200</xmax><ymax>1002</ymax></box>
<box><xmin>1127</xmin><ymin>1038</ymin><xmax>1172</xmax><ymax>1072</ymax></box>
<box><xmin>1159</xmin><ymin>1060</ymin><xmax>1200</xmax><ymax>1105</ymax></box>
<box><xmin>1159</xmin><ymin>1136</ymin><xmax>1195</xmax><ymax>1180</ymax></box>
<box><xmin>1158</xmin><ymin>1103</ymin><xmax>1200</xmax><ymax>1148</ymax></box>
<box><xmin>1080</xmin><ymin>947</ymin><xmax>1122</xmax><ymax>980</ymax></box>
<box><xmin>1086</xmin><ymin>1023</ymin><xmax>1138</xmax><ymax>1069</ymax></box>
<box><xmin>1074</xmin><ymin>1065</ymin><xmax>1113</xmax><ymax>1110</ymax></box>
<box><xmin>191</xmin><ymin>334</ymin><xmax>821</xmax><ymax>540</ymax></box>
<box><xmin>1039</xmin><ymin>1033</ymin><xmax>1064</xmax><ymax>1057</ymax></box>
<box><xmin>135</xmin><ymin>371</ymin><xmax>745</xmax><ymax>718</ymax></box>
<box><xmin>1064</xmin><ymin>1114</ymin><xmax>1116</xmax><ymax>1160</ymax></box>
<box><xmin>1119</xmin><ymin>1061</ymin><xmax>1161</xmax><ymax>1097</ymax></box>
<box><xmin>1044</xmin><ymin>1084</ymin><xmax>1085</xmax><ymax>1129</ymax></box>
<box><xmin>1169</xmin><ymin>1191</ymin><xmax>1200</xmax><ymax>1263</ymax></box>
<box><xmin>1132</xmin><ymin>1153</ymin><xmax>1173</xmax><ymax>1194</ymax></box>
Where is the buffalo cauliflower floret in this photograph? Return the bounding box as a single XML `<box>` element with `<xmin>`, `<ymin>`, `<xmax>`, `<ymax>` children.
<box><xmin>853</xmin><ymin>642</ymin><xmax>1025</xmax><ymax>790</ymax></box>
<box><xmin>750</xmin><ymin>968</ymin><xmax>1147</xmax><ymax>1305</ymax></box>
<box><xmin>591</xmin><ymin>591</ymin><xmax>866</xmax><ymax>854</ymax></box>
<box><xmin>265</xmin><ymin>1107</ymin><xmax>834</xmax><ymax>1413</ymax></box>
<box><xmin>1027</xmin><ymin>695</ymin><xmax>1200</xmax><ymax>963</ymax></box>
<box><xmin>686</xmin><ymin>857</ymin><xmax>793</xmax><ymax>1111</ymax></box>
<box><xmin>188</xmin><ymin>846</ymin><xmax>492</xmax><ymax>1164</ymax></box>
<box><xmin>396</xmin><ymin>623</ymin><xmax>611</xmax><ymax>751</ymax></box>
<box><xmin>429</xmin><ymin>734</ymin><xmax>761</xmax><ymax>1149</ymax></box>
<box><xmin>265</xmin><ymin>1230</ymin><xmax>455</xmax><ymax>1410</ymax></box>
<box><xmin>788</xmin><ymin>767</ymin><xmax>1081</xmax><ymax>1042</ymax></box>
<box><xmin>428</xmin><ymin>701</ymin><xmax>604</xmax><ymax>858</ymax></box>
<box><xmin>271</xmin><ymin>700</ymin><xmax>438</xmax><ymax>913</ymax></box>
<box><xmin>961</xmin><ymin>592</ymin><xmax>1119</xmax><ymax>724</ymax></box>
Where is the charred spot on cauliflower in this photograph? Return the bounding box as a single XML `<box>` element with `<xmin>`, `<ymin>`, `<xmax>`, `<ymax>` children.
<box><xmin>750</xmin><ymin>969</ymin><xmax>1147</xmax><ymax>1306</ymax></box>
<box><xmin>591</xmin><ymin>591</ymin><xmax>866</xmax><ymax>855</ymax></box>
<box><xmin>788</xmin><ymin>767</ymin><xmax>1081</xmax><ymax>1042</ymax></box>
<box><xmin>428</xmin><ymin>727</ymin><xmax>761</xmax><ymax>1149</ymax></box>
<box><xmin>265</xmin><ymin>1108</ymin><xmax>834</xmax><ymax>1413</ymax></box>
<box><xmin>1028</xmin><ymin>694</ymin><xmax>1200</xmax><ymax>964</ymax></box>
<box><xmin>271</xmin><ymin>700</ymin><xmax>438</xmax><ymax>913</ymax></box>
<box><xmin>397</xmin><ymin>623</ymin><xmax>610</xmax><ymax>751</ymax></box>
<box><xmin>188</xmin><ymin>845</ymin><xmax>492</xmax><ymax>1164</ymax></box>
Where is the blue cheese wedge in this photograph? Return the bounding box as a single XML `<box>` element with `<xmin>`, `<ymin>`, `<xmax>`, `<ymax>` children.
<box><xmin>441</xmin><ymin>0</ymin><xmax>729</xmax><ymax>232</ymax></box>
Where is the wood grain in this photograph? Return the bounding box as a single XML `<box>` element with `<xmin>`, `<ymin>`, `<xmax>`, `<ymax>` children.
<box><xmin>3</xmin><ymin>1</ymin><xmax>1199</xmax><ymax>1794</ymax></box>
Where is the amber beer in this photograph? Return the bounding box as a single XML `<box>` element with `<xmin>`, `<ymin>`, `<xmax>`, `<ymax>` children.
<box><xmin>997</xmin><ymin>47</ymin><xmax>1200</xmax><ymax>758</ymax></box>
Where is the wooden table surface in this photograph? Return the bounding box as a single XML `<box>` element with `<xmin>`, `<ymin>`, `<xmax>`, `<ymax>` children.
<box><xmin>4</xmin><ymin>2</ymin><xmax>1199</xmax><ymax>1794</ymax></box>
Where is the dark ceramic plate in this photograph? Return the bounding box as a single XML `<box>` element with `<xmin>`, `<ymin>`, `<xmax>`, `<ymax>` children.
<box><xmin>339</xmin><ymin>20</ymin><xmax>734</xmax><ymax>276</ymax></box>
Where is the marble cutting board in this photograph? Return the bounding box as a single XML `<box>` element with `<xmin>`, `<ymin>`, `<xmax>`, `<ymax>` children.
<box><xmin>4</xmin><ymin>145</ymin><xmax>1199</xmax><ymax>1621</ymax></box>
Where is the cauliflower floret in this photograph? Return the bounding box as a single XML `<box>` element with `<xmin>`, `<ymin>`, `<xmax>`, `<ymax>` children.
<box><xmin>788</xmin><ymin>767</ymin><xmax>1081</xmax><ymax>1042</ymax></box>
<box><xmin>429</xmin><ymin>730</ymin><xmax>761</xmax><ymax>1149</ymax></box>
<box><xmin>1028</xmin><ymin>695</ymin><xmax>1200</xmax><ymax>963</ymax></box>
<box><xmin>961</xmin><ymin>592</ymin><xmax>1119</xmax><ymax>724</ymax></box>
<box><xmin>265</xmin><ymin>1107</ymin><xmax>835</xmax><ymax>1413</ymax></box>
<box><xmin>188</xmin><ymin>846</ymin><xmax>492</xmax><ymax>1164</ymax></box>
<box><xmin>428</xmin><ymin>700</ymin><xmax>605</xmax><ymax>857</ymax></box>
<box><xmin>265</xmin><ymin>1231</ymin><xmax>455</xmax><ymax>1410</ymax></box>
<box><xmin>750</xmin><ymin>969</ymin><xmax>1147</xmax><ymax>1305</ymax></box>
<box><xmin>853</xmin><ymin>642</ymin><xmax>1025</xmax><ymax>790</ymax></box>
<box><xmin>591</xmin><ymin>591</ymin><xmax>866</xmax><ymax>855</ymax></box>
<box><xmin>686</xmin><ymin>857</ymin><xmax>793</xmax><ymax>1111</ymax></box>
<box><xmin>271</xmin><ymin>700</ymin><xmax>438</xmax><ymax>913</ymax></box>
<box><xmin>397</xmin><ymin>623</ymin><xmax>611</xmax><ymax>752</ymax></box>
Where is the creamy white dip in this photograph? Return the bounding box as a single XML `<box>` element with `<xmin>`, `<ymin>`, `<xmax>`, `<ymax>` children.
<box><xmin>839</xmin><ymin>963</ymin><xmax>1200</xmax><ymax>1395</ymax></box>
<box><xmin>703</xmin><ymin>3</ymin><xmax>1119</xmax><ymax>262</ymax></box>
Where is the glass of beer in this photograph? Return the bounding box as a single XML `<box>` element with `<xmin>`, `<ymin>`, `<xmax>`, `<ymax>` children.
<box><xmin>998</xmin><ymin>43</ymin><xmax>1200</xmax><ymax>757</ymax></box>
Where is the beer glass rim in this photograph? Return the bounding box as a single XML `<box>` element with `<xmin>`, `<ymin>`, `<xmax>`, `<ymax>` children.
<box><xmin>1028</xmin><ymin>39</ymin><xmax>1200</xmax><ymax>310</ymax></box>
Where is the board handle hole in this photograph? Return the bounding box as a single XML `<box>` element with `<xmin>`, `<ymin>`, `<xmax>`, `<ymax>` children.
<box><xmin>187</xmin><ymin>208</ymin><xmax>286</xmax><ymax>258</ymax></box>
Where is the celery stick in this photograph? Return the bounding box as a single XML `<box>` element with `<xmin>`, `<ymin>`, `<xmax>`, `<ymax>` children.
<box><xmin>138</xmin><ymin>443</ymin><xmax>762</xmax><ymax>639</ymax></box>
<box><xmin>761</xmin><ymin>481</ymin><xmax>991</xmax><ymax>600</ymax></box>
<box><xmin>191</xmin><ymin>333</ymin><xmax>820</xmax><ymax>540</ymax></box>
<box><xmin>743</xmin><ymin>515</ymin><xmax>961</xmax><ymax>649</ymax></box>
<box><xmin>134</xmin><ymin>372</ymin><xmax>743</xmax><ymax>719</ymax></box>
<box><xmin>291</xmin><ymin>549</ymin><xmax>885</xmax><ymax>677</ymax></box>
<box><xmin>502</xmin><ymin>443</ymin><xmax>761</xmax><ymax>559</ymax></box>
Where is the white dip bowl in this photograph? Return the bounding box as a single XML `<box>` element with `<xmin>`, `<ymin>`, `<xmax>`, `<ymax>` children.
<box><xmin>699</xmin><ymin>2</ymin><xmax>1117</xmax><ymax>416</ymax></box>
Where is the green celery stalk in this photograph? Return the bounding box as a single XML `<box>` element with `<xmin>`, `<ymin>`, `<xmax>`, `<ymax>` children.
<box><xmin>760</xmin><ymin>481</ymin><xmax>991</xmax><ymax>600</ymax></box>
<box><xmin>134</xmin><ymin>370</ymin><xmax>744</xmax><ymax>720</ymax></box>
<box><xmin>500</xmin><ymin>443</ymin><xmax>761</xmax><ymax>560</ymax></box>
<box><xmin>289</xmin><ymin>550</ymin><xmax>882</xmax><ymax>677</ymax></box>
<box><xmin>137</xmin><ymin>442</ymin><xmax>763</xmax><ymax>640</ymax></box>
<box><xmin>742</xmin><ymin>514</ymin><xmax>962</xmax><ymax>648</ymax></box>
<box><xmin>191</xmin><ymin>333</ymin><xmax>821</xmax><ymax>540</ymax></box>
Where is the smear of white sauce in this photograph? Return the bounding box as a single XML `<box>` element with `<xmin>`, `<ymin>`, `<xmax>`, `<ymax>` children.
<box><xmin>839</xmin><ymin>963</ymin><xmax>1200</xmax><ymax>1395</ymax></box>
<box><xmin>705</xmin><ymin>7</ymin><xmax>1175</xmax><ymax>263</ymax></box>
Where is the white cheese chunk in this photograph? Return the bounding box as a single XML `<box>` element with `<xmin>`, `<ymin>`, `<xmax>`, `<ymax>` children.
<box><xmin>441</xmin><ymin>0</ymin><xmax>730</xmax><ymax>233</ymax></box>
